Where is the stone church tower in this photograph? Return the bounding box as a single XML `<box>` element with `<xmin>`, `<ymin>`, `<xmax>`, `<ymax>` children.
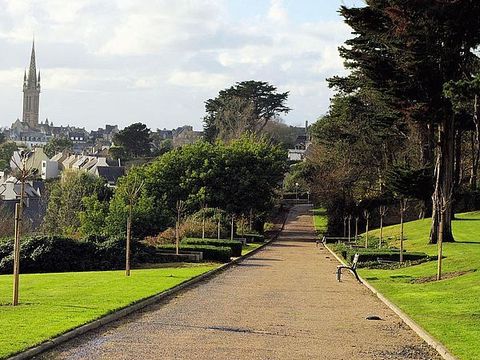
<box><xmin>22</xmin><ymin>41</ymin><xmax>40</xmax><ymax>128</ymax></box>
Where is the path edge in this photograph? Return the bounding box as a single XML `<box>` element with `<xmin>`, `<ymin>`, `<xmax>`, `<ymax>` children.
<box><xmin>7</xmin><ymin>217</ymin><xmax>287</xmax><ymax>360</ymax></box>
<box><xmin>323</xmin><ymin>243</ymin><xmax>458</xmax><ymax>360</ymax></box>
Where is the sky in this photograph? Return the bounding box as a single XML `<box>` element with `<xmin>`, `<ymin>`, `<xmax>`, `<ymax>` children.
<box><xmin>0</xmin><ymin>0</ymin><xmax>361</xmax><ymax>131</ymax></box>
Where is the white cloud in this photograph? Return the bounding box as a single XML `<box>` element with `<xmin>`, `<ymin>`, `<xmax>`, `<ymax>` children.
<box><xmin>168</xmin><ymin>71</ymin><xmax>232</xmax><ymax>90</ymax></box>
<box><xmin>0</xmin><ymin>68</ymin><xmax>23</xmax><ymax>87</ymax></box>
<box><xmin>0</xmin><ymin>1</ymin><xmax>351</xmax><ymax>130</ymax></box>
<box><xmin>268</xmin><ymin>0</ymin><xmax>288</xmax><ymax>23</ymax></box>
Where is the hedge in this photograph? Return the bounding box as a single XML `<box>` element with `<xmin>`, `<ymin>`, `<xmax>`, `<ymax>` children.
<box><xmin>242</xmin><ymin>234</ymin><xmax>265</xmax><ymax>243</ymax></box>
<box><xmin>156</xmin><ymin>244</ymin><xmax>232</xmax><ymax>262</ymax></box>
<box><xmin>0</xmin><ymin>236</ymin><xmax>155</xmax><ymax>274</ymax></box>
<box><xmin>341</xmin><ymin>248</ymin><xmax>429</xmax><ymax>264</ymax></box>
<box><xmin>183</xmin><ymin>238</ymin><xmax>242</xmax><ymax>257</ymax></box>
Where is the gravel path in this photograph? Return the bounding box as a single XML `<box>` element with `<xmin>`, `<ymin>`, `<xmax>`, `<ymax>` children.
<box><xmin>40</xmin><ymin>205</ymin><xmax>441</xmax><ymax>360</ymax></box>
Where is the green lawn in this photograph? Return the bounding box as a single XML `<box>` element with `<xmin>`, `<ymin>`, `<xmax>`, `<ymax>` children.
<box><xmin>0</xmin><ymin>264</ymin><xmax>216</xmax><ymax>359</ymax></box>
<box><xmin>241</xmin><ymin>243</ymin><xmax>262</xmax><ymax>255</ymax></box>
<box><xmin>313</xmin><ymin>208</ymin><xmax>328</xmax><ymax>233</ymax></box>
<box><xmin>358</xmin><ymin>212</ymin><xmax>480</xmax><ymax>360</ymax></box>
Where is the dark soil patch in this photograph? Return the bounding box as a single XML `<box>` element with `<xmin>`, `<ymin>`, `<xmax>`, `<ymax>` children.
<box><xmin>371</xmin><ymin>344</ymin><xmax>440</xmax><ymax>359</ymax></box>
<box><xmin>411</xmin><ymin>269</ymin><xmax>476</xmax><ymax>284</ymax></box>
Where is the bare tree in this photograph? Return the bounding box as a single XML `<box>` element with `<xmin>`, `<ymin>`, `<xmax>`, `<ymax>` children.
<box><xmin>355</xmin><ymin>216</ymin><xmax>359</xmax><ymax>242</ymax></box>
<box><xmin>379</xmin><ymin>205</ymin><xmax>388</xmax><ymax>248</ymax></box>
<box><xmin>175</xmin><ymin>200</ymin><xmax>186</xmax><ymax>255</ymax></box>
<box><xmin>216</xmin><ymin>208</ymin><xmax>221</xmax><ymax>240</ymax></box>
<box><xmin>200</xmin><ymin>201</ymin><xmax>207</xmax><ymax>240</ymax></box>
<box><xmin>230</xmin><ymin>214</ymin><xmax>235</xmax><ymax>241</ymax></box>
<box><xmin>10</xmin><ymin>150</ymin><xmax>37</xmax><ymax>306</ymax></box>
<box><xmin>363</xmin><ymin>209</ymin><xmax>370</xmax><ymax>248</ymax></box>
<box><xmin>124</xmin><ymin>176</ymin><xmax>144</xmax><ymax>276</ymax></box>
<box><xmin>399</xmin><ymin>199</ymin><xmax>409</xmax><ymax>263</ymax></box>
<box><xmin>347</xmin><ymin>214</ymin><xmax>352</xmax><ymax>242</ymax></box>
<box><xmin>437</xmin><ymin>187</ymin><xmax>453</xmax><ymax>280</ymax></box>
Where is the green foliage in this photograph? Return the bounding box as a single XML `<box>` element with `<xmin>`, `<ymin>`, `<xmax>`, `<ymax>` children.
<box><xmin>0</xmin><ymin>141</ymin><xmax>18</xmax><ymax>171</ymax></box>
<box><xmin>217</xmin><ymin>134</ymin><xmax>287</xmax><ymax>216</ymax></box>
<box><xmin>112</xmin><ymin>122</ymin><xmax>151</xmax><ymax>159</ymax></box>
<box><xmin>204</xmin><ymin>80</ymin><xmax>291</xmax><ymax>142</ymax></box>
<box><xmin>182</xmin><ymin>238</ymin><xmax>243</xmax><ymax>257</ymax></box>
<box><xmin>105</xmin><ymin>136</ymin><xmax>286</xmax><ymax>238</ymax></box>
<box><xmin>156</xmin><ymin>244</ymin><xmax>232</xmax><ymax>262</ymax></box>
<box><xmin>42</xmin><ymin>171</ymin><xmax>111</xmax><ymax>236</ymax></box>
<box><xmin>109</xmin><ymin>145</ymin><xmax>127</xmax><ymax>160</ymax></box>
<box><xmin>385</xmin><ymin>164</ymin><xmax>433</xmax><ymax>202</ymax></box>
<box><xmin>43</xmin><ymin>137</ymin><xmax>73</xmax><ymax>158</ymax></box>
<box><xmin>105</xmin><ymin>166</ymin><xmax>166</xmax><ymax>238</ymax></box>
<box><xmin>151</xmin><ymin>137</ymin><xmax>173</xmax><ymax>157</ymax></box>
<box><xmin>79</xmin><ymin>195</ymin><xmax>109</xmax><ymax>237</ymax></box>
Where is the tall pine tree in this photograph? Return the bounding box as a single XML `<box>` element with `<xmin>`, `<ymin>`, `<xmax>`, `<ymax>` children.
<box><xmin>335</xmin><ymin>1</ymin><xmax>480</xmax><ymax>243</ymax></box>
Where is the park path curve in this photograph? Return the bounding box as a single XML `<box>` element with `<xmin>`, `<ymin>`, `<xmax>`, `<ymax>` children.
<box><xmin>39</xmin><ymin>205</ymin><xmax>440</xmax><ymax>360</ymax></box>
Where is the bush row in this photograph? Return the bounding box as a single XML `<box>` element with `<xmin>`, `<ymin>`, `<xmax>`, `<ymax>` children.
<box><xmin>242</xmin><ymin>233</ymin><xmax>265</xmax><ymax>243</ymax></box>
<box><xmin>341</xmin><ymin>248</ymin><xmax>429</xmax><ymax>264</ymax></box>
<box><xmin>183</xmin><ymin>238</ymin><xmax>242</xmax><ymax>257</ymax></box>
<box><xmin>156</xmin><ymin>244</ymin><xmax>232</xmax><ymax>262</ymax></box>
<box><xmin>0</xmin><ymin>236</ymin><xmax>155</xmax><ymax>274</ymax></box>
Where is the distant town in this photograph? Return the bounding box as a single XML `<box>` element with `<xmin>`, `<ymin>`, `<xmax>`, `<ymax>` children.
<box><xmin>0</xmin><ymin>42</ymin><xmax>310</xmax><ymax>232</ymax></box>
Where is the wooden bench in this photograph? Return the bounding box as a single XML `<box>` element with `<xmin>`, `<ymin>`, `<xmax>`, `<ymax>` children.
<box><xmin>336</xmin><ymin>253</ymin><xmax>362</xmax><ymax>283</ymax></box>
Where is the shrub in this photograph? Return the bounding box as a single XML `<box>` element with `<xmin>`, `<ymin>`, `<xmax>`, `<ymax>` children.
<box><xmin>182</xmin><ymin>219</ymin><xmax>220</xmax><ymax>239</ymax></box>
<box><xmin>183</xmin><ymin>238</ymin><xmax>242</xmax><ymax>257</ymax></box>
<box><xmin>0</xmin><ymin>235</ymin><xmax>155</xmax><ymax>274</ymax></box>
<box><xmin>342</xmin><ymin>248</ymin><xmax>429</xmax><ymax>264</ymax></box>
<box><xmin>243</xmin><ymin>233</ymin><xmax>265</xmax><ymax>243</ymax></box>
<box><xmin>147</xmin><ymin>216</ymin><xmax>229</xmax><ymax>246</ymax></box>
<box><xmin>156</xmin><ymin>244</ymin><xmax>232</xmax><ymax>262</ymax></box>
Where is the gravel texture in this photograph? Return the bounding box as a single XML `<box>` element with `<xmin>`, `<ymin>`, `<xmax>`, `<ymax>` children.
<box><xmin>39</xmin><ymin>204</ymin><xmax>441</xmax><ymax>360</ymax></box>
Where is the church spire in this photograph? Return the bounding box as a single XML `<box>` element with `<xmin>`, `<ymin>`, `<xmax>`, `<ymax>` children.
<box><xmin>22</xmin><ymin>40</ymin><xmax>40</xmax><ymax>128</ymax></box>
<box><xmin>28</xmin><ymin>40</ymin><xmax>37</xmax><ymax>88</ymax></box>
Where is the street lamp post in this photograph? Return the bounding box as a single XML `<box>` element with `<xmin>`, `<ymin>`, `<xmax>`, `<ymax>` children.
<box><xmin>295</xmin><ymin>182</ymin><xmax>299</xmax><ymax>203</ymax></box>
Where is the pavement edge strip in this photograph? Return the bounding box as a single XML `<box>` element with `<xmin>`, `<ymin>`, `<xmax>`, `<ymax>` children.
<box><xmin>7</xmin><ymin>219</ymin><xmax>287</xmax><ymax>360</ymax></box>
<box><xmin>323</xmin><ymin>243</ymin><xmax>458</xmax><ymax>360</ymax></box>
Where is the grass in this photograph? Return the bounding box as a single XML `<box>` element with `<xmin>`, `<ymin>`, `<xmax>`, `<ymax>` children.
<box><xmin>313</xmin><ymin>208</ymin><xmax>328</xmax><ymax>234</ymax></box>
<box><xmin>356</xmin><ymin>212</ymin><xmax>480</xmax><ymax>360</ymax></box>
<box><xmin>0</xmin><ymin>264</ymin><xmax>216</xmax><ymax>359</ymax></box>
<box><xmin>241</xmin><ymin>243</ymin><xmax>262</xmax><ymax>255</ymax></box>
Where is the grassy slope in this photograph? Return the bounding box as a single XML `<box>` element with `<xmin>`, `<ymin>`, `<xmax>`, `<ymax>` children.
<box><xmin>0</xmin><ymin>265</ymin><xmax>215</xmax><ymax>358</ymax></box>
<box><xmin>360</xmin><ymin>212</ymin><xmax>480</xmax><ymax>360</ymax></box>
<box><xmin>313</xmin><ymin>208</ymin><xmax>328</xmax><ymax>233</ymax></box>
<box><xmin>241</xmin><ymin>243</ymin><xmax>262</xmax><ymax>255</ymax></box>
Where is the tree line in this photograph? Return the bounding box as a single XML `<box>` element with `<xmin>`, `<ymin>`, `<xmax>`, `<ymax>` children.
<box><xmin>304</xmin><ymin>1</ymin><xmax>480</xmax><ymax>244</ymax></box>
<box><xmin>41</xmin><ymin>135</ymin><xmax>287</xmax><ymax>240</ymax></box>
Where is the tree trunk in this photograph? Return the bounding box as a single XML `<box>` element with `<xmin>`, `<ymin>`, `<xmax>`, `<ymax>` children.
<box><xmin>126</xmin><ymin>204</ymin><xmax>132</xmax><ymax>276</ymax></box>
<box><xmin>429</xmin><ymin>117</ymin><xmax>455</xmax><ymax>244</ymax></box>
<box><xmin>451</xmin><ymin>128</ymin><xmax>463</xmax><ymax>220</ymax></box>
<box><xmin>418</xmin><ymin>122</ymin><xmax>435</xmax><ymax>167</ymax></box>
<box><xmin>470</xmin><ymin>94</ymin><xmax>480</xmax><ymax>191</ymax></box>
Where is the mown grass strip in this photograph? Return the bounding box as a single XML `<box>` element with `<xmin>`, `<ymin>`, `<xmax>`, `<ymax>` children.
<box><xmin>358</xmin><ymin>212</ymin><xmax>480</xmax><ymax>360</ymax></box>
<box><xmin>0</xmin><ymin>264</ymin><xmax>216</xmax><ymax>359</ymax></box>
